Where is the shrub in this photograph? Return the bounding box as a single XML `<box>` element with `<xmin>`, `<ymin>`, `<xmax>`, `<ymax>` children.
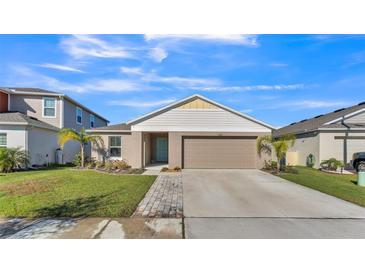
<box><xmin>113</xmin><ymin>160</ymin><xmax>131</xmax><ymax>170</ymax></box>
<box><xmin>173</xmin><ymin>166</ymin><xmax>182</xmax><ymax>172</ymax></box>
<box><xmin>263</xmin><ymin>160</ymin><xmax>278</xmax><ymax>171</ymax></box>
<box><xmin>86</xmin><ymin>157</ymin><xmax>97</xmax><ymax>168</ymax></box>
<box><xmin>0</xmin><ymin>147</ymin><xmax>30</xmax><ymax>173</ymax></box>
<box><xmin>320</xmin><ymin>158</ymin><xmax>344</xmax><ymax>171</ymax></box>
<box><xmin>73</xmin><ymin>152</ymin><xmax>92</xmax><ymax>167</ymax></box>
<box><xmin>306</xmin><ymin>154</ymin><xmax>316</xmax><ymax>168</ymax></box>
<box><xmin>95</xmin><ymin>161</ymin><xmax>104</xmax><ymax>169</ymax></box>
<box><xmin>104</xmin><ymin>160</ymin><xmax>115</xmax><ymax>171</ymax></box>
<box><xmin>161</xmin><ymin>167</ymin><xmax>169</xmax><ymax>172</ymax></box>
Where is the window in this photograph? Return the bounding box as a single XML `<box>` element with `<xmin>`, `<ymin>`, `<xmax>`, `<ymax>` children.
<box><xmin>90</xmin><ymin>114</ymin><xmax>95</xmax><ymax>128</ymax></box>
<box><xmin>0</xmin><ymin>133</ymin><xmax>6</xmax><ymax>147</ymax></box>
<box><xmin>109</xmin><ymin>136</ymin><xmax>121</xmax><ymax>157</ymax></box>
<box><xmin>76</xmin><ymin>107</ymin><xmax>83</xmax><ymax>125</ymax></box>
<box><xmin>43</xmin><ymin>97</ymin><xmax>56</xmax><ymax>117</ymax></box>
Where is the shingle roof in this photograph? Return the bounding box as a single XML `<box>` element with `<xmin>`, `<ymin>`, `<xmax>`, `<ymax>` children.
<box><xmin>275</xmin><ymin>102</ymin><xmax>365</xmax><ymax>136</ymax></box>
<box><xmin>4</xmin><ymin>87</ymin><xmax>60</xmax><ymax>94</ymax></box>
<box><xmin>88</xmin><ymin>123</ymin><xmax>131</xmax><ymax>131</ymax></box>
<box><xmin>0</xmin><ymin>87</ymin><xmax>109</xmax><ymax>122</ymax></box>
<box><xmin>0</xmin><ymin>112</ymin><xmax>59</xmax><ymax>131</ymax></box>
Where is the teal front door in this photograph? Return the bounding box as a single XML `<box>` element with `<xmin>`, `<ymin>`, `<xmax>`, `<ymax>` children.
<box><xmin>155</xmin><ymin>137</ymin><xmax>168</xmax><ymax>162</ymax></box>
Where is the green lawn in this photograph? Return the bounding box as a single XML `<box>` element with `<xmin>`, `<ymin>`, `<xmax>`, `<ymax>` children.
<box><xmin>278</xmin><ymin>166</ymin><xmax>365</xmax><ymax>207</ymax></box>
<box><xmin>0</xmin><ymin>168</ymin><xmax>156</xmax><ymax>218</ymax></box>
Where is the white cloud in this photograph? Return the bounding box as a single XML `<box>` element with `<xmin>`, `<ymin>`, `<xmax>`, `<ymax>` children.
<box><xmin>120</xmin><ymin>66</ymin><xmax>143</xmax><ymax>75</ymax></box>
<box><xmin>9</xmin><ymin>65</ymin><xmax>146</xmax><ymax>93</ymax></box>
<box><xmin>60</xmin><ymin>35</ymin><xmax>133</xmax><ymax>59</ymax></box>
<box><xmin>120</xmin><ymin>67</ymin><xmax>221</xmax><ymax>87</ymax></box>
<box><xmin>269</xmin><ymin>63</ymin><xmax>288</xmax><ymax>67</ymax></box>
<box><xmin>193</xmin><ymin>84</ymin><xmax>306</xmax><ymax>92</ymax></box>
<box><xmin>288</xmin><ymin>100</ymin><xmax>351</xmax><ymax>109</ymax></box>
<box><xmin>108</xmin><ymin>98</ymin><xmax>176</xmax><ymax>107</ymax></box>
<box><xmin>38</xmin><ymin>63</ymin><xmax>85</xmax><ymax>73</ymax></box>
<box><xmin>149</xmin><ymin>47</ymin><xmax>168</xmax><ymax>62</ymax></box>
<box><xmin>240</xmin><ymin>108</ymin><xmax>253</xmax><ymax>113</ymax></box>
<box><xmin>145</xmin><ymin>34</ymin><xmax>258</xmax><ymax>46</ymax></box>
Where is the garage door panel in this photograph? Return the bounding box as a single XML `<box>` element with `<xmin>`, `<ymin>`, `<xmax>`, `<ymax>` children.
<box><xmin>183</xmin><ymin>137</ymin><xmax>256</xmax><ymax>169</ymax></box>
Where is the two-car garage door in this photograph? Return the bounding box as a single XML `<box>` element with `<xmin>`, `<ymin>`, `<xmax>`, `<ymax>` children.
<box><xmin>182</xmin><ymin>136</ymin><xmax>257</xmax><ymax>169</ymax></box>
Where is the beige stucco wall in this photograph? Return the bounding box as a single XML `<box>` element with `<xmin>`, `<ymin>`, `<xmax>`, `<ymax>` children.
<box><xmin>319</xmin><ymin>131</ymin><xmax>365</xmax><ymax>166</ymax></box>
<box><xmin>286</xmin><ymin>133</ymin><xmax>320</xmax><ymax>168</ymax></box>
<box><xmin>91</xmin><ymin>131</ymin><xmax>143</xmax><ymax>168</ymax></box>
<box><xmin>168</xmin><ymin>131</ymin><xmax>270</xmax><ymax>169</ymax></box>
<box><xmin>91</xmin><ymin>131</ymin><xmax>270</xmax><ymax>169</ymax></box>
<box><xmin>10</xmin><ymin>94</ymin><xmax>61</xmax><ymax>128</ymax></box>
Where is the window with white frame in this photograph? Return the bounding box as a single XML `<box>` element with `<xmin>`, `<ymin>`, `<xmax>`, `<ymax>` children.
<box><xmin>76</xmin><ymin>107</ymin><xmax>83</xmax><ymax>125</ymax></box>
<box><xmin>0</xmin><ymin>133</ymin><xmax>7</xmax><ymax>147</ymax></box>
<box><xmin>43</xmin><ymin>97</ymin><xmax>56</xmax><ymax>117</ymax></box>
<box><xmin>109</xmin><ymin>136</ymin><xmax>121</xmax><ymax>157</ymax></box>
<box><xmin>90</xmin><ymin>114</ymin><xmax>95</xmax><ymax>128</ymax></box>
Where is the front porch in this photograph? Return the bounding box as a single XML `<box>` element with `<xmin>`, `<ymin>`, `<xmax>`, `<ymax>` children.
<box><xmin>142</xmin><ymin>132</ymin><xmax>169</xmax><ymax>167</ymax></box>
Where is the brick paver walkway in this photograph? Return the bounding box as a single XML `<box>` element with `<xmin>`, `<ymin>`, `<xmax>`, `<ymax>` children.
<box><xmin>133</xmin><ymin>173</ymin><xmax>183</xmax><ymax>218</ymax></box>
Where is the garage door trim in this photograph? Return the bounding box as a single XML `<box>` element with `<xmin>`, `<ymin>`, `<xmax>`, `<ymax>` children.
<box><xmin>181</xmin><ymin>136</ymin><xmax>257</xmax><ymax>169</ymax></box>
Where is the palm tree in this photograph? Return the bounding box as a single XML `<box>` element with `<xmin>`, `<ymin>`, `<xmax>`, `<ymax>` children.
<box><xmin>0</xmin><ymin>147</ymin><xmax>30</xmax><ymax>173</ymax></box>
<box><xmin>257</xmin><ymin>134</ymin><xmax>296</xmax><ymax>172</ymax></box>
<box><xmin>58</xmin><ymin>128</ymin><xmax>104</xmax><ymax>168</ymax></box>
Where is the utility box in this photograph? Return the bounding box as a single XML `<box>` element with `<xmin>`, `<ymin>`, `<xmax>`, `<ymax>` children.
<box><xmin>55</xmin><ymin>148</ymin><xmax>63</xmax><ymax>165</ymax></box>
<box><xmin>358</xmin><ymin>165</ymin><xmax>365</xmax><ymax>187</ymax></box>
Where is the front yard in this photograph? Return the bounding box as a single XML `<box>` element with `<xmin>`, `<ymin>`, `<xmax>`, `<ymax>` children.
<box><xmin>278</xmin><ymin>166</ymin><xmax>365</xmax><ymax>207</ymax></box>
<box><xmin>0</xmin><ymin>168</ymin><xmax>156</xmax><ymax>218</ymax></box>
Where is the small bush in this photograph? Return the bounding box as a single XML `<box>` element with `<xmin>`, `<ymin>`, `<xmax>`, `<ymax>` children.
<box><xmin>104</xmin><ymin>160</ymin><xmax>115</xmax><ymax>171</ymax></box>
<box><xmin>263</xmin><ymin>160</ymin><xmax>278</xmax><ymax>171</ymax></box>
<box><xmin>72</xmin><ymin>153</ymin><xmax>90</xmax><ymax>167</ymax></box>
<box><xmin>0</xmin><ymin>147</ymin><xmax>30</xmax><ymax>173</ymax></box>
<box><xmin>113</xmin><ymin>160</ymin><xmax>131</xmax><ymax>170</ymax></box>
<box><xmin>320</xmin><ymin>158</ymin><xmax>344</xmax><ymax>171</ymax></box>
<box><xmin>173</xmin><ymin>166</ymin><xmax>182</xmax><ymax>172</ymax></box>
<box><xmin>95</xmin><ymin>161</ymin><xmax>104</xmax><ymax>169</ymax></box>
<box><xmin>161</xmin><ymin>167</ymin><xmax>169</xmax><ymax>172</ymax></box>
<box><xmin>306</xmin><ymin>154</ymin><xmax>316</xmax><ymax>168</ymax></box>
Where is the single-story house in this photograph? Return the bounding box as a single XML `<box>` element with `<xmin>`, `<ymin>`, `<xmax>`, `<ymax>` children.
<box><xmin>88</xmin><ymin>94</ymin><xmax>274</xmax><ymax>169</ymax></box>
<box><xmin>274</xmin><ymin>101</ymin><xmax>365</xmax><ymax>168</ymax></box>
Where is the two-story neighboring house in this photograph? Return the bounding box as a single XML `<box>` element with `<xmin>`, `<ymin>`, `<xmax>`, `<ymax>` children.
<box><xmin>0</xmin><ymin>87</ymin><xmax>109</xmax><ymax>166</ymax></box>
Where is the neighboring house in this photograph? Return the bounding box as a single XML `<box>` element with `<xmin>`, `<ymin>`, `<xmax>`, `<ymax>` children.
<box><xmin>274</xmin><ymin>101</ymin><xmax>365</xmax><ymax>168</ymax></box>
<box><xmin>0</xmin><ymin>87</ymin><xmax>109</xmax><ymax>165</ymax></box>
<box><xmin>88</xmin><ymin>94</ymin><xmax>274</xmax><ymax>169</ymax></box>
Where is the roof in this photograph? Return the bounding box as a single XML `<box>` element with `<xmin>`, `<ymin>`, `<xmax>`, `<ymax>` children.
<box><xmin>88</xmin><ymin>94</ymin><xmax>275</xmax><ymax>132</ymax></box>
<box><xmin>87</xmin><ymin>123</ymin><xmax>131</xmax><ymax>132</ymax></box>
<box><xmin>2</xmin><ymin>87</ymin><xmax>60</xmax><ymax>95</ymax></box>
<box><xmin>0</xmin><ymin>87</ymin><xmax>109</xmax><ymax>122</ymax></box>
<box><xmin>0</xmin><ymin>112</ymin><xmax>60</xmax><ymax>131</ymax></box>
<box><xmin>127</xmin><ymin>94</ymin><xmax>275</xmax><ymax>129</ymax></box>
<box><xmin>275</xmin><ymin>101</ymin><xmax>365</xmax><ymax>136</ymax></box>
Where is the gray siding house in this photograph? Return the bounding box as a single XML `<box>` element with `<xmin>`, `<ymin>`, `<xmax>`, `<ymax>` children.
<box><xmin>0</xmin><ymin>87</ymin><xmax>108</xmax><ymax>165</ymax></box>
<box><xmin>275</xmin><ymin>102</ymin><xmax>365</xmax><ymax>168</ymax></box>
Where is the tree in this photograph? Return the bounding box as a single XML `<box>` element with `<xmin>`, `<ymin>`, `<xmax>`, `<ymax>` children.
<box><xmin>0</xmin><ymin>147</ymin><xmax>30</xmax><ymax>173</ymax></box>
<box><xmin>257</xmin><ymin>134</ymin><xmax>296</xmax><ymax>172</ymax></box>
<box><xmin>58</xmin><ymin>128</ymin><xmax>104</xmax><ymax>168</ymax></box>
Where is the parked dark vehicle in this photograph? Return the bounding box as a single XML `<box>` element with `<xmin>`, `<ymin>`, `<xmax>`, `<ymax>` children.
<box><xmin>352</xmin><ymin>152</ymin><xmax>365</xmax><ymax>172</ymax></box>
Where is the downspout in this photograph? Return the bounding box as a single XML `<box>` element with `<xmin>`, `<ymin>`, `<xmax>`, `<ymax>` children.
<box><xmin>341</xmin><ymin>116</ymin><xmax>351</xmax><ymax>168</ymax></box>
<box><xmin>59</xmin><ymin>96</ymin><xmax>64</xmax><ymax>128</ymax></box>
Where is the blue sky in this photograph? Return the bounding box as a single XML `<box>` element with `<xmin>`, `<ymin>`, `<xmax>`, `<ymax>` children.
<box><xmin>1</xmin><ymin>34</ymin><xmax>365</xmax><ymax>127</ymax></box>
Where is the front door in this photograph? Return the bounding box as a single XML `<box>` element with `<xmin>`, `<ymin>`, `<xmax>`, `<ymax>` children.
<box><xmin>155</xmin><ymin>137</ymin><xmax>168</xmax><ymax>162</ymax></box>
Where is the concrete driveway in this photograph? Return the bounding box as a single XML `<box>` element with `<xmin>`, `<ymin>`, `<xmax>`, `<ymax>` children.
<box><xmin>183</xmin><ymin>169</ymin><xmax>365</xmax><ymax>238</ymax></box>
